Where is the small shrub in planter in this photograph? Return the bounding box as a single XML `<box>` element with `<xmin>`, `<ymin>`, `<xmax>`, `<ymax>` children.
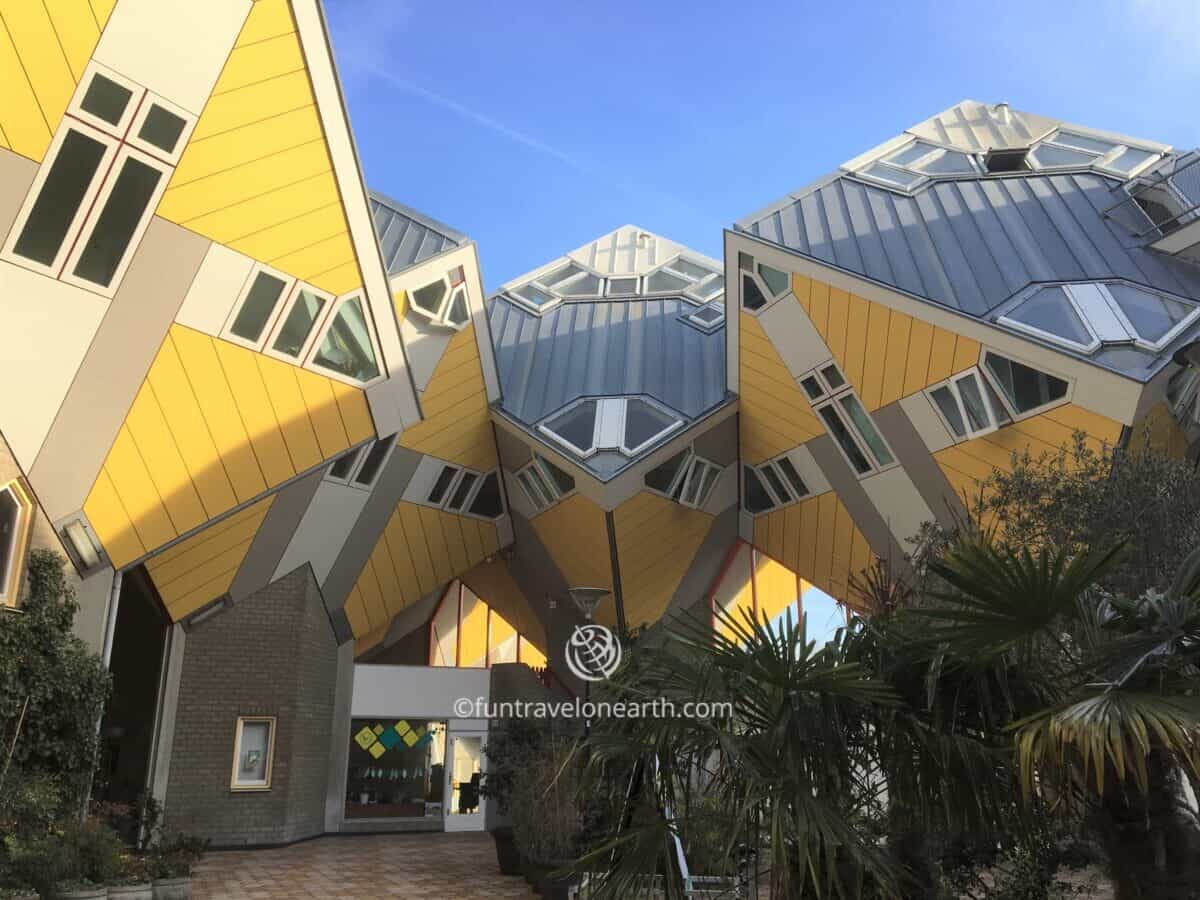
<box><xmin>145</xmin><ymin>833</ymin><xmax>207</xmax><ymax>900</ymax></box>
<box><xmin>0</xmin><ymin>885</ymin><xmax>39</xmax><ymax>900</ymax></box>
<box><xmin>107</xmin><ymin>855</ymin><xmax>153</xmax><ymax>900</ymax></box>
<box><xmin>53</xmin><ymin>883</ymin><xmax>107</xmax><ymax>900</ymax></box>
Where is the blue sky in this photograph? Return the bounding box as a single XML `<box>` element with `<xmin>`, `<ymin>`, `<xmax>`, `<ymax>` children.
<box><xmin>326</xmin><ymin>0</ymin><xmax>1200</xmax><ymax>290</ymax></box>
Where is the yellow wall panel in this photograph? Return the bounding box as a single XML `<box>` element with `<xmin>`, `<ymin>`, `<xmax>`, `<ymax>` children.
<box><xmin>531</xmin><ymin>492</ymin><xmax>612</xmax><ymax>612</ymax></box>
<box><xmin>879</xmin><ymin>311</ymin><xmax>911</xmax><ymax>408</ymax></box>
<box><xmin>755</xmin><ymin>552</ymin><xmax>799</xmax><ymax>623</ymax></box>
<box><xmin>344</xmin><ymin>586</ymin><xmax>368</xmax><ymax>638</ymax></box>
<box><xmin>903</xmin><ymin>319</ymin><xmax>934</xmax><ymax>395</ymax></box>
<box><xmin>84</xmin><ymin>470</ymin><xmax>145</xmax><ymax>569</ymax></box>
<box><xmin>171</xmin><ymin>327</ymin><xmax>268</xmax><ymax>503</ymax></box>
<box><xmin>613</xmin><ymin>492</ymin><xmax>713</xmax><ymax>628</ymax></box>
<box><xmin>85</xmin><ymin>325</ymin><xmax>371</xmax><ymax>569</ymax></box>
<box><xmin>1130</xmin><ymin>402</ymin><xmax>1190</xmax><ymax>460</ymax></box>
<box><xmin>145</xmin><ymin>336</ymin><xmax>239</xmax><ymax>520</ymax></box>
<box><xmin>42</xmin><ymin>0</ymin><xmax>98</xmax><ymax>81</ymax></box>
<box><xmin>396</xmin><ymin>503</ymin><xmax>437</xmax><ymax>595</ymax></box>
<box><xmin>124</xmin><ymin>383</ymin><xmax>207</xmax><ymax>536</ymax></box>
<box><xmin>213</xmin><ymin>341</ymin><xmax>296</xmax><ymax>486</ymax></box>
<box><xmin>842</xmin><ymin>293</ymin><xmax>870</xmax><ymax>390</ymax></box>
<box><xmin>0</xmin><ymin>9</ymin><xmax>51</xmax><ymax>158</ymax></box>
<box><xmin>158</xmin><ymin>5</ymin><xmax>364</xmax><ymax>298</ymax></box>
<box><xmin>355</xmin><ymin>557</ymin><xmax>385</xmax><ymax>631</ymax></box>
<box><xmin>234</xmin><ymin>0</ymin><xmax>295</xmax><ymax>46</ymax></box>
<box><xmin>0</xmin><ymin>2</ymin><xmax>74</xmax><ymax>149</ymax></box>
<box><xmin>808</xmin><ymin>279</ymin><xmax>830</xmax><ymax>335</ymax></box>
<box><xmin>294</xmin><ymin>367</ymin><xmax>351</xmax><ymax>460</ymax></box>
<box><xmin>750</xmin><ymin>490</ymin><xmax>871</xmax><ymax>607</ymax></box>
<box><xmin>87</xmin><ymin>0</ymin><xmax>114</xmax><ymax>29</ymax></box>
<box><xmin>860</xmin><ymin>301</ymin><xmax>891</xmax><ymax>410</ymax></box>
<box><xmin>401</xmin><ymin>326</ymin><xmax>498</xmax><ymax>471</ymax></box>
<box><xmin>145</xmin><ymin>496</ymin><xmax>274</xmax><ymax>620</ymax></box>
<box><xmin>256</xmin><ymin>354</ymin><xmax>324</xmax><ymax>472</ymax></box>
<box><xmin>739</xmin><ymin>312</ymin><xmax>825</xmax><ymax>464</ymax></box>
<box><xmin>926</xmin><ymin>327</ymin><xmax>957</xmax><ymax>384</ymax></box>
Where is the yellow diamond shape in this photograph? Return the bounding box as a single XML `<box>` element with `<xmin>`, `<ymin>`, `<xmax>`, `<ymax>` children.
<box><xmin>355</xmin><ymin>727</ymin><xmax>377</xmax><ymax>750</ymax></box>
<box><xmin>401</xmin><ymin>729</ymin><xmax>419</xmax><ymax>747</ymax></box>
<box><xmin>368</xmin><ymin>741</ymin><xmax>386</xmax><ymax>759</ymax></box>
<box><xmin>395</xmin><ymin>720</ymin><xmax>412</xmax><ymax>737</ymax></box>
<box><xmin>373</xmin><ymin>724</ymin><xmax>385</xmax><ymax>736</ymax></box>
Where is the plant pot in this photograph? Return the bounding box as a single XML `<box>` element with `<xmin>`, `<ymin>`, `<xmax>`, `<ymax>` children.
<box><xmin>522</xmin><ymin>858</ymin><xmax>551</xmax><ymax>891</ymax></box>
<box><xmin>537</xmin><ymin>869</ymin><xmax>580</xmax><ymax>900</ymax></box>
<box><xmin>108</xmin><ymin>885</ymin><xmax>154</xmax><ymax>900</ymax></box>
<box><xmin>490</xmin><ymin>827</ymin><xmax>522</xmax><ymax>876</ymax></box>
<box><xmin>55</xmin><ymin>887</ymin><xmax>107</xmax><ymax>900</ymax></box>
<box><xmin>0</xmin><ymin>891</ymin><xmax>39</xmax><ymax>900</ymax></box>
<box><xmin>151</xmin><ymin>878</ymin><xmax>192</xmax><ymax>900</ymax></box>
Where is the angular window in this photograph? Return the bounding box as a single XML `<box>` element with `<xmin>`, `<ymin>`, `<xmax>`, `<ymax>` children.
<box><xmin>328</xmin><ymin>446</ymin><xmax>363</xmax><ymax>482</ymax></box>
<box><xmin>860</xmin><ymin>161</ymin><xmax>924</xmax><ymax>190</ymax></box>
<box><xmin>11</xmin><ymin>129</ymin><xmax>107</xmax><ymax>267</ymax></box>
<box><xmin>270</xmin><ymin>287</ymin><xmax>327</xmax><ymax>358</ymax></box>
<box><xmin>467</xmin><ymin>472</ymin><xmax>505</xmax><ymax>519</ymax></box>
<box><xmin>407</xmin><ymin>266</ymin><xmax>473</xmax><ymax>331</ymax></box>
<box><xmin>683</xmin><ymin>302</ymin><xmax>725</xmax><ymax>333</ymax></box>
<box><xmin>801</xmin><ymin>375</ymin><xmax>824</xmax><ymax>400</ymax></box>
<box><xmin>757</xmin><ymin>263</ymin><xmax>790</xmax><ymax>298</ymax></box>
<box><xmin>622</xmin><ymin>399</ymin><xmax>679</xmax><ymax>454</ymax></box>
<box><xmin>1028</xmin><ymin>130</ymin><xmax>1160</xmax><ymax>178</ymax></box>
<box><xmin>231</xmin><ymin>717</ymin><xmax>275</xmax><ymax>791</ymax></box>
<box><xmin>743</xmin><ymin>465</ymin><xmax>775</xmax><ymax>514</ymax></box>
<box><xmin>819</xmin><ymin>364</ymin><xmax>846</xmax><ymax>390</ymax></box>
<box><xmin>1004</xmin><ymin>286</ymin><xmax>1095</xmax><ymax>349</ymax></box>
<box><xmin>645</xmin><ymin>269</ymin><xmax>691</xmax><ymax>293</ymax></box>
<box><xmin>775</xmin><ymin>457</ymin><xmax>809</xmax><ymax>499</ymax></box>
<box><xmin>543</xmin><ymin>400</ymin><xmax>598</xmax><ymax>454</ymax></box>
<box><xmin>644</xmin><ymin>256</ymin><xmax>722</xmax><ymax>304</ymax></box>
<box><xmin>556</xmin><ymin>272</ymin><xmax>602</xmax><ymax>296</ymax></box>
<box><xmin>514</xmin><ymin>455</ymin><xmax>574</xmax><ymax>512</ymax></box>
<box><xmin>80</xmin><ymin>73</ymin><xmax>132</xmax><ymax>126</ymax></box>
<box><xmin>680</xmin><ymin>457</ymin><xmax>720</xmax><ymax>508</ymax></box>
<box><xmin>1107</xmin><ymin>283</ymin><xmax>1194</xmax><ymax>344</ymax></box>
<box><xmin>427</xmin><ymin>465</ymin><xmax>461</xmax><ymax>505</ymax></box>
<box><xmin>352</xmin><ymin>438</ymin><xmax>393</xmax><ymax>487</ymax></box>
<box><xmin>758</xmin><ymin>462</ymin><xmax>791</xmax><ymax>504</ymax></box>
<box><xmin>5</xmin><ymin>65</ymin><xmax>189</xmax><ymax>295</ymax></box>
<box><xmin>645</xmin><ymin>449</ymin><xmax>691</xmax><ymax>496</ymax></box>
<box><xmin>311</xmin><ymin>296</ymin><xmax>381</xmax><ymax>383</ymax></box>
<box><xmin>837</xmin><ymin>395</ymin><xmax>893</xmax><ymax>466</ymax></box>
<box><xmin>231</xmin><ymin>270</ymin><xmax>290</xmax><ymax>343</ymax></box>
<box><xmin>0</xmin><ymin>482</ymin><xmax>32</xmax><ymax>606</ymax></box>
<box><xmin>927</xmin><ymin>370</ymin><xmax>1010</xmax><ymax>440</ymax></box>
<box><xmin>818</xmin><ymin>406</ymin><xmax>874</xmax><ymax>475</ymax></box>
<box><xmin>607</xmin><ymin>276</ymin><xmax>639</xmax><ymax>295</ymax></box>
<box><xmin>877</xmin><ymin>140</ymin><xmax>979</xmax><ymax>182</ymax></box>
<box><xmin>741</xmin><ymin>272</ymin><xmax>767</xmax><ymax>311</ymax></box>
<box><xmin>984</xmin><ymin>352</ymin><xmax>1070</xmax><ymax>416</ymax></box>
<box><xmin>446</xmin><ymin>471</ymin><xmax>478</xmax><ymax>512</ymax></box>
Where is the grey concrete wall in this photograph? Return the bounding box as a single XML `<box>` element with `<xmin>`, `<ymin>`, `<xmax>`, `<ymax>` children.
<box><xmin>162</xmin><ymin>566</ymin><xmax>340</xmax><ymax>847</ymax></box>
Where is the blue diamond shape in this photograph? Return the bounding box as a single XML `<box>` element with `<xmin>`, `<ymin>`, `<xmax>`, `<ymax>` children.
<box><xmin>378</xmin><ymin>728</ymin><xmax>400</xmax><ymax>750</ymax></box>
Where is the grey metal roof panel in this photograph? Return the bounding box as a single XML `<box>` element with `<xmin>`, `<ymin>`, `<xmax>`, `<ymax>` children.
<box><xmin>488</xmin><ymin>296</ymin><xmax>727</xmax><ymax>431</ymax></box>
<box><xmin>738</xmin><ymin>171</ymin><xmax>1200</xmax><ymax>379</ymax></box>
<box><xmin>368</xmin><ymin>190</ymin><xmax>468</xmax><ymax>275</ymax></box>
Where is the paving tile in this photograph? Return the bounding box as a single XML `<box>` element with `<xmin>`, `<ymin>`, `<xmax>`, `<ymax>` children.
<box><xmin>192</xmin><ymin>833</ymin><xmax>537</xmax><ymax>900</ymax></box>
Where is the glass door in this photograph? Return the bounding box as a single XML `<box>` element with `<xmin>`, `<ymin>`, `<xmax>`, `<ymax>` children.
<box><xmin>443</xmin><ymin>731</ymin><xmax>485</xmax><ymax>832</ymax></box>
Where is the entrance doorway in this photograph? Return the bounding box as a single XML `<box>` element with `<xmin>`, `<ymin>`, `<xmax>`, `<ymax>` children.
<box><xmin>443</xmin><ymin>730</ymin><xmax>485</xmax><ymax>832</ymax></box>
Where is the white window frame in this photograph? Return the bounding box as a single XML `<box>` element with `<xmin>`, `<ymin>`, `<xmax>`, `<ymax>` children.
<box><xmin>740</xmin><ymin>452</ymin><xmax>815</xmax><ymax>517</ymax></box>
<box><xmin>799</xmin><ymin>363</ymin><xmax>896</xmax><ymax>477</ymax></box>
<box><xmin>606</xmin><ymin>275</ymin><xmax>640</xmax><ymax>297</ymax></box>
<box><xmin>326</xmin><ymin>438</ymin><xmax>395</xmax><ymax>491</ymax></box>
<box><xmin>999</xmin><ymin>281</ymin><xmax>1200</xmax><ymax>355</ymax></box>
<box><xmin>221</xmin><ymin>264</ymin><xmax>299</xmax><ymax>352</ymax></box>
<box><xmin>644</xmin><ymin>254</ymin><xmax>723</xmax><ymax>306</ymax></box>
<box><xmin>407</xmin><ymin>266</ymin><xmax>471</xmax><ymax>331</ymax></box>
<box><xmin>642</xmin><ymin>447</ymin><xmax>722</xmax><ymax>510</ymax></box>
<box><xmin>304</xmin><ymin>291</ymin><xmax>387</xmax><ymax>387</ymax></box>
<box><xmin>506</xmin><ymin>260</ymin><xmax>607</xmax><ymax>314</ymax></box>
<box><xmin>514</xmin><ymin>456</ymin><xmax>574</xmax><ymax>512</ymax></box>
<box><xmin>925</xmin><ymin>368</ymin><xmax>1010</xmax><ymax>442</ymax></box>
<box><xmin>741</xmin><ymin>464</ymin><xmax>778</xmax><ymax>516</ymax></box>
<box><xmin>736</xmin><ymin>252</ymin><xmax>789</xmax><ymax>313</ymax></box>
<box><xmin>538</xmin><ymin>397</ymin><xmax>683</xmax><ymax>459</ymax></box>
<box><xmin>0</xmin><ymin>481</ymin><xmax>33</xmax><ymax>607</ymax></box>
<box><xmin>262</xmin><ymin>282</ymin><xmax>336</xmax><ymax>363</ymax></box>
<box><xmin>61</xmin><ymin>516</ymin><xmax>105</xmax><ymax>574</ymax></box>
<box><xmin>2</xmin><ymin>62</ymin><xmax>192</xmax><ymax>298</ymax></box>
<box><xmin>230</xmin><ymin>716</ymin><xmax>276</xmax><ymax>792</ymax></box>
<box><xmin>682</xmin><ymin>302</ymin><xmax>725</xmax><ymax>334</ymax></box>
<box><xmin>1168</xmin><ymin>367</ymin><xmax>1200</xmax><ymax>428</ymax></box>
<box><xmin>1027</xmin><ymin>130</ymin><xmax>1162</xmax><ymax>179</ymax></box>
<box><xmin>460</xmin><ymin>470</ymin><xmax>506</xmax><ymax>521</ymax></box>
<box><xmin>980</xmin><ymin>350</ymin><xmax>1074</xmax><ymax>422</ymax></box>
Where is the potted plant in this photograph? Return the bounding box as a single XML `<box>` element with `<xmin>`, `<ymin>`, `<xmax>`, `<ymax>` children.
<box><xmin>0</xmin><ymin>888</ymin><xmax>38</xmax><ymax>900</ymax></box>
<box><xmin>505</xmin><ymin>738</ymin><xmax>583</xmax><ymax>900</ymax></box>
<box><xmin>106</xmin><ymin>855</ymin><xmax>152</xmax><ymax>900</ymax></box>
<box><xmin>145</xmin><ymin>834</ymin><xmax>206</xmax><ymax>900</ymax></box>
<box><xmin>480</xmin><ymin>717</ymin><xmax>548</xmax><ymax>877</ymax></box>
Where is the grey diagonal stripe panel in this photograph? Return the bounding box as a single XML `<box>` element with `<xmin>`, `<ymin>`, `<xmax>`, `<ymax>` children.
<box><xmin>319</xmin><ymin>444</ymin><xmax>423</xmax><ymax>616</ymax></box>
<box><xmin>806</xmin><ymin>435</ymin><xmax>908</xmax><ymax>572</ymax></box>
<box><xmin>871</xmin><ymin>401</ymin><xmax>967</xmax><ymax>530</ymax></box>
<box><xmin>229</xmin><ymin>467</ymin><xmax>326</xmax><ymax>604</ymax></box>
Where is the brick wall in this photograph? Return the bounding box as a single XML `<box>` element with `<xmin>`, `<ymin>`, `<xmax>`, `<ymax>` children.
<box><xmin>163</xmin><ymin>565</ymin><xmax>340</xmax><ymax>846</ymax></box>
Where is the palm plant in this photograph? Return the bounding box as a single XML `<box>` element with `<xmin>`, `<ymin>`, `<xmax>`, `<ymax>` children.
<box><xmin>578</xmin><ymin>608</ymin><xmax>900</xmax><ymax>899</ymax></box>
<box><xmin>913</xmin><ymin>534</ymin><xmax>1200</xmax><ymax>899</ymax></box>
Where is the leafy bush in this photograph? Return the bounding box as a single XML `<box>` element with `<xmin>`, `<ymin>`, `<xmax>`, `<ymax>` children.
<box><xmin>144</xmin><ymin>832</ymin><xmax>208</xmax><ymax>880</ymax></box>
<box><xmin>0</xmin><ymin>551</ymin><xmax>111</xmax><ymax>807</ymax></box>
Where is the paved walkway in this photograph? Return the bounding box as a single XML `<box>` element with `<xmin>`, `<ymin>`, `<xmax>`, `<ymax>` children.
<box><xmin>192</xmin><ymin>832</ymin><xmax>537</xmax><ymax>900</ymax></box>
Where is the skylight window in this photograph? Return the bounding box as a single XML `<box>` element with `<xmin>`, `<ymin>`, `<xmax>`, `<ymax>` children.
<box><xmin>407</xmin><ymin>266</ymin><xmax>471</xmax><ymax>331</ymax></box>
<box><xmin>538</xmin><ymin>397</ymin><xmax>683</xmax><ymax>459</ymax></box>
<box><xmin>999</xmin><ymin>282</ymin><xmax>1200</xmax><ymax>353</ymax></box>
<box><xmin>506</xmin><ymin>260</ymin><xmax>610</xmax><ymax>313</ymax></box>
<box><xmin>856</xmin><ymin>140</ymin><xmax>981</xmax><ymax>191</ymax></box>
<box><xmin>682</xmin><ymin>302</ymin><xmax>725</xmax><ymax>334</ymax></box>
<box><xmin>644</xmin><ymin>255</ymin><xmax>724</xmax><ymax>305</ymax></box>
<box><xmin>1029</xmin><ymin>130</ymin><xmax>1161</xmax><ymax>177</ymax></box>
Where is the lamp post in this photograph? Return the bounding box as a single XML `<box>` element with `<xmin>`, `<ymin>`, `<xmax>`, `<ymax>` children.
<box><xmin>567</xmin><ymin>587</ymin><xmax>611</xmax><ymax>740</ymax></box>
